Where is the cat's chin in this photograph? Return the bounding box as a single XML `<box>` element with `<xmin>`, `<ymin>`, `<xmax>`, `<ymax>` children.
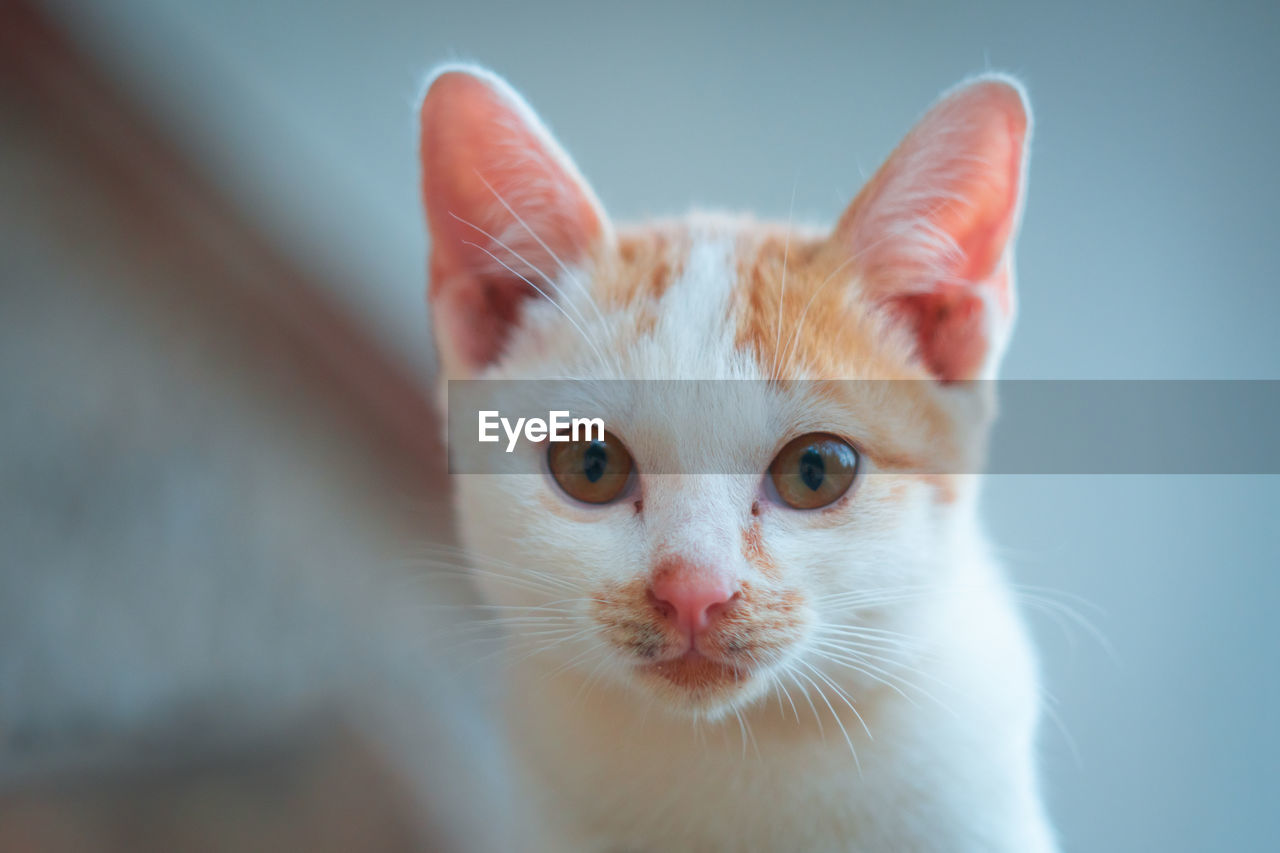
<box><xmin>631</xmin><ymin>650</ymin><xmax>769</xmax><ymax>717</ymax></box>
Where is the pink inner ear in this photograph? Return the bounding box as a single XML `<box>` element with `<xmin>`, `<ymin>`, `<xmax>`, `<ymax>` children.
<box><xmin>835</xmin><ymin>78</ymin><xmax>1029</xmax><ymax>381</ymax></box>
<box><xmin>891</xmin><ymin>263</ymin><xmax>1008</xmax><ymax>382</ymax></box>
<box><xmin>429</xmin><ymin>265</ymin><xmax>529</xmax><ymax>369</ymax></box>
<box><xmin>418</xmin><ymin>69</ymin><xmax>607</xmax><ymax>373</ymax></box>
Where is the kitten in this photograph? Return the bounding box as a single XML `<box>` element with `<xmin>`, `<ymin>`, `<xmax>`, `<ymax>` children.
<box><xmin>418</xmin><ymin>65</ymin><xmax>1054</xmax><ymax>852</ymax></box>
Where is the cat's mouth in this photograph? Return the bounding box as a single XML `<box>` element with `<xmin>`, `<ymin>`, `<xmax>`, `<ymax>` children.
<box><xmin>636</xmin><ymin>649</ymin><xmax>752</xmax><ymax>700</ymax></box>
<box><xmin>593</xmin><ymin>577</ymin><xmax>804</xmax><ymax>710</ymax></box>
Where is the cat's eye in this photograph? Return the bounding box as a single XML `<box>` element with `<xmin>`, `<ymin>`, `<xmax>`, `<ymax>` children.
<box><xmin>769</xmin><ymin>433</ymin><xmax>859</xmax><ymax>510</ymax></box>
<box><xmin>547</xmin><ymin>431</ymin><xmax>634</xmax><ymax>504</ymax></box>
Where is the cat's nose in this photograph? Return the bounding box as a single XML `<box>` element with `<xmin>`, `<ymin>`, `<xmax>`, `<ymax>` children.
<box><xmin>648</xmin><ymin>562</ymin><xmax>740</xmax><ymax>639</ymax></box>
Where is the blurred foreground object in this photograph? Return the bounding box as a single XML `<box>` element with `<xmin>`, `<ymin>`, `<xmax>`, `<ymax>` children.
<box><xmin>0</xmin><ymin>2</ymin><xmax>515</xmax><ymax>849</ymax></box>
<box><xmin>0</xmin><ymin>725</ymin><xmax>423</xmax><ymax>852</ymax></box>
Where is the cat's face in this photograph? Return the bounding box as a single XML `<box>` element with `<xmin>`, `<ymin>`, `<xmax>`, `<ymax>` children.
<box><xmin>419</xmin><ymin>67</ymin><xmax>1029</xmax><ymax>718</ymax></box>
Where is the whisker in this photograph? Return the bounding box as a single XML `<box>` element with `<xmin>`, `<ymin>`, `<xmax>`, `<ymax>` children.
<box><xmin>432</xmin><ymin>558</ymin><xmax>583</xmax><ymax>594</ymax></box>
<box><xmin>447</xmin><ymin>208</ymin><xmax>596</xmax><ymax>340</ymax></box>
<box><xmin>813</xmin><ymin>622</ymin><xmax>926</xmax><ymax>643</ymax></box>
<box><xmin>797</xmin><ymin>658</ymin><xmax>872</xmax><ymax>741</ymax></box>
<box><xmin>435</xmin><ymin>625</ymin><xmax>580</xmax><ymax>659</ymax></box>
<box><xmin>809</xmin><ymin>647</ymin><xmax>918</xmax><ymax>707</ymax></box>
<box><xmin>1038</xmin><ymin>686</ymin><xmax>1082</xmax><ymax>770</ymax></box>
<box><xmin>1011</xmin><ymin>586</ymin><xmax>1116</xmax><ymax>662</ymax></box>
<box><xmin>572</xmin><ymin>652</ymin><xmax>615</xmax><ymax>710</ymax></box>
<box><xmin>813</xmin><ymin>584</ymin><xmax>939</xmax><ymax>608</ymax></box>
<box><xmin>780</xmin><ymin>252</ymin><xmax>858</xmax><ymax>376</ymax></box>
<box><xmin>771</xmin><ymin>179</ymin><xmax>797</xmax><ymax>380</ymax></box>
<box><xmin>540</xmin><ymin>640</ymin><xmax>608</xmax><ymax>683</ymax></box>
<box><xmin>458</xmin><ymin>237</ymin><xmax>613</xmax><ymax>372</ymax></box>
<box><xmin>812</xmin><ymin>625</ymin><xmax>931</xmax><ymax>655</ymax></box>
<box><xmin>473</xmin><ymin>172</ymin><xmax>615</xmax><ymax>342</ymax></box>
<box><xmin>808</xmin><ymin>644</ymin><xmax>956</xmax><ymax>717</ymax></box>
<box><xmin>782</xmin><ymin>662</ymin><xmax>826</xmax><ymax>742</ymax></box>
<box><xmin>433</xmin><ymin>597</ymin><xmax>595</xmax><ymax>613</ymax></box>
<box><xmin>790</xmin><ymin>665</ymin><xmax>861</xmax><ymax>774</ymax></box>
<box><xmin>811</xmin><ymin>636</ymin><xmax>951</xmax><ymax>687</ymax></box>
<box><xmin>781</xmin><ymin>221</ymin><xmax>924</xmax><ymax>375</ymax></box>
<box><xmin>463</xmin><ymin>628</ymin><xmax>599</xmax><ymax>678</ymax></box>
<box><xmin>816</xmin><ymin>582</ymin><xmax>1112</xmax><ymax>661</ymax></box>
<box><xmin>407</xmin><ymin>563</ymin><xmax>579</xmax><ymax>597</ymax></box>
<box><xmin>443</xmin><ymin>617</ymin><xmax>581</xmax><ymax>636</ymax></box>
<box><xmin>767</xmin><ymin>671</ymin><xmax>801</xmax><ymax>724</ymax></box>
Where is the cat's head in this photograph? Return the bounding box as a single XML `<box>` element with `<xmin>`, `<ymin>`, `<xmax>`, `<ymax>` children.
<box><xmin>418</xmin><ymin>65</ymin><xmax>1030</xmax><ymax>718</ymax></box>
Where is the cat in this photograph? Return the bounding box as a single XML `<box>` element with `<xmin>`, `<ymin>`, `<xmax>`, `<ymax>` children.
<box><xmin>418</xmin><ymin>64</ymin><xmax>1055</xmax><ymax>852</ymax></box>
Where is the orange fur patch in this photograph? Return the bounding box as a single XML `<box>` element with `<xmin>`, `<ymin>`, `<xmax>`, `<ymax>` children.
<box><xmin>591</xmin><ymin>225</ymin><xmax>691</xmax><ymax>324</ymax></box>
<box><xmin>742</xmin><ymin>518</ymin><xmax>782</xmax><ymax>581</ymax></box>
<box><xmin>731</xmin><ymin>229</ymin><xmax>988</xmax><ymax>479</ymax></box>
<box><xmin>576</xmin><ymin>221</ymin><xmax>989</xmax><ymax>485</ymax></box>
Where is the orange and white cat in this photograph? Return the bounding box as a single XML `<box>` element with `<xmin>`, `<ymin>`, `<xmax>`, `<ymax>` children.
<box><xmin>418</xmin><ymin>65</ymin><xmax>1054</xmax><ymax>852</ymax></box>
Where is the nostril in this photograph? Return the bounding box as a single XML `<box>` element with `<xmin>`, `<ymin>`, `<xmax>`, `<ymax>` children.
<box><xmin>646</xmin><ymin>587</ymin><xmax>677</xmax><ymax>622</ymax></box>
<box><xmin>705</xmin><ymin>589</ymin><xmax>742</xmax><ymax>621</ymax></box>
<box><xmin>711</xmin><ymin>589</ymin><xmax>742</xmax><ymax>612</ymax></box>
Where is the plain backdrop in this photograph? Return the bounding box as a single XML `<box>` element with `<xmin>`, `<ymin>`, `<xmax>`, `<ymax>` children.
<box><xmin>44</xmin><ymin>1</ymin><xmax>1280</xmax><ymax>849</ymax></box>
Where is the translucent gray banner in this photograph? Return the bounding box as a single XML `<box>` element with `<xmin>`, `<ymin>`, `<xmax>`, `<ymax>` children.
<box><xmin>445</xmin><ymin>380</ymin><xmax>1280</xmax><ymax>474</ymax></box>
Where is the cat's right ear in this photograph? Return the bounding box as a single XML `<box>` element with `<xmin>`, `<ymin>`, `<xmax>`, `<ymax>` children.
<box><xmin>829</xmin><ymin>76</ymin><xmax>1031</xmax><ymax>382</ymax></box>
<box><xmin>418</xmin><ymin>65</ymin><xmax>611</xmax><ymax>376</ymax></box>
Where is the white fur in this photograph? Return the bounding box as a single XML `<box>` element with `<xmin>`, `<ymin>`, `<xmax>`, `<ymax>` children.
<box><xmin>444</xmin><ymin>232</ymin><xmax>1055</xmax><ymax>852</ymax></box>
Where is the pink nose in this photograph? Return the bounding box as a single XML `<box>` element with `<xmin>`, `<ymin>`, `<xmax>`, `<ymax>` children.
<box><xmin>649</xmin><ymin>564</ymin><xmax>739</xmax><ymax>638</ymax></box>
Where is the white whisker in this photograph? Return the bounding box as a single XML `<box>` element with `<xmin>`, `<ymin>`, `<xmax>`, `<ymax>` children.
<box><xmin>771</xmin><ymin>180</ymin><xmax>797</xmax><ymax>380</ymax></box>
<box><xmin>797</xmin><ymin>658</ymin><xmax>873</xmax><ymax>741</ymax></box>
<box><xmin>458</xmin><ymin>237</ymin><xmax>613</xmax><ymax>372</ymax></box>
<box><xmin>790</xmin><ymin>664</ymin><xmax>861</xmax><ymax>774</ymax></box>
<box><xmin>473</xmin><ymin>171</ymin><xmax>613</xmax><ymax>337</ymax></box>
<box><xmin>783</xmin><ymin>662</ymin><xmax>826</xmax><ymax>742</ymax></box>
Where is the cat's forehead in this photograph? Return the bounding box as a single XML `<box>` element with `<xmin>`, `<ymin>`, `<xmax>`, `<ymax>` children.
<box><xmin>575</xmin><ymin>221</ymin><xmax>968</xmax><ymax>478</ymax></box>
<box><xmin>595</xmin><ymin>218</ymin><xmax>918</xmax><ymax>382</ymax></box>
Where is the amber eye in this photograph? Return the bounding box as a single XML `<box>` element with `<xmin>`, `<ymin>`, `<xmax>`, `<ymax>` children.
<box><xmin>547</xmin><ymin>431</ymin><xmax>634</xmax><ymax>504</ymax></box>
<box><xmin>769</xmin><ymin>433</ymin><xmax>859</xmax><ymax>509</ymax></box>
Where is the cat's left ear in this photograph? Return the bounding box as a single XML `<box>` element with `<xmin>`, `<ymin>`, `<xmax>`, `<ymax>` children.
<box><xmin>831</xmin><ymin>75</ymin><xmax>1031</xmax><ymax>381</ymax></box>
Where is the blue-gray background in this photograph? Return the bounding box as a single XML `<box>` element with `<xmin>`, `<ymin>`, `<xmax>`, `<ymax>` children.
<box><xmin>47</xmin><ymin>0</ymin><xmax>1280</xmax><ymax>848</ymax></box>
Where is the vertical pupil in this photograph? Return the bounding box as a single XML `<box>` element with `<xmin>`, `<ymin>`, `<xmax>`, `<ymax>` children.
<box><xmin>799</xmin><ymin>447</ymin><xmax>825</xmax><ymax>491</ymax></box>
<box><xmin>583</xmin><ymin>442</ymin><xmax>608</xmax><ymax>483</ymax></box>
